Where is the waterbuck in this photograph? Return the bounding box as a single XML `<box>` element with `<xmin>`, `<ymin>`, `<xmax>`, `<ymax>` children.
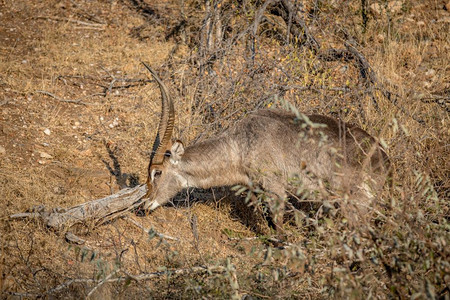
<box><xmin>141</xmin><ymin>63</ymin><xmax>390</xmax><ymax>231</ymax></box>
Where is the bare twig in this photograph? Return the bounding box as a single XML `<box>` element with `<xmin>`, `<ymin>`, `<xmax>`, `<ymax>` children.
<box><xmin>275</xmin><ymin>83</ymin><xmax>352</xmax><ymax>93</ymax></box>
<box><xmin>418</xmin><ymin>95</ymin><xmax>449</xmax><ymax>112</ymax></box>
<box><xmin>69</xmin><ymin>0</ymin><xmax>107</xmax><ymax>25</ymax></box>
<box><xmin>47</xmin><ymin>266</ymin><xmax>227</xmax><ymax>295</ymax></box>
<box><xmin>65</xmin><ymin>232</ymin><xmax>86</xmax><ymax>245</ymax></box>
<box><xmin>252</xmin><ymin>0</ymin><xmax>275</xmax><ymax>61</ymax></box>
<box><xmin>227</xmin><ymin>233</ymin><xmax>292</xmax><ymax>247</ymax></box>
<box><xmin>73</xmin><ymin>26</ymin><xmax>106</xmax><ymax>31</ymax></box>
<box><xmin>128</xmin><ymin>266</ymin><xmax>227</xmax><ymax>281</ymax></box>
<box><xmin>35</xmin><ymin>90</ymin><xmax>102</xmax><ymax>105</ymax></box>
<box><xmin>123</xmin><ymin>216</ymin><xmax>180</xmax><ymax>241</ymax></box>
<box><xmin>126</xmin><ymin>0</ymin><xmax>163</xmax><ymax>23</ymax></box>
<box><xmin>7</xmin><ymin>292</ymin><xmax>39</xmax><ymax>298</ymax></box>
<box><xmin>344</xmin><ymin>42</ymin><xmax>377</xmax><ymax>86</ymax></box>
<box><xmin>86</xmin><ymin>268</ymin><xmax>121</xmax><ymax>299</ymax></box>
<box><xmin>34</xmin><ymin>16</ymin><xmax>105</xmax><ymax>28</ymax></box>
<box><xmin>279</xmin><ymin>0</ymin><xmax>320</xmax><ymax>51</ymax></box>
<box><xmin>228</xmin><ymin>236</ymin><xmax>260</xmax><ymax>241</ymax></box>
<box><xmin>9</xmin><ymin>212</ymin><xmax>41</xmax><ymax>219</ymax></box>
<box><xmin>318</xmin><ymin>43</ymin><xmax>428</xmax><ymax>124</ymax></box>
<box><xmin>317</xmin><ymin>43</ymin><xmax>376</xmax><ymax>87</ymax></box>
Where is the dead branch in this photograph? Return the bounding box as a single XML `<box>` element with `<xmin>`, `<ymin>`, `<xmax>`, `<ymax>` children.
<box><xmin>252</xmin><ymin>0</ymin><xmax>276</xmax><ymax>61</ymax></box>
<box><xmin>317</xmin><ymin>43</ymin><xmax>376</xmax><ymax>88</ymax></box>
<box><xmin>86</xmin><ymin>268</ymin><xmax>121</xmax><ymax>299</ymax></box>
<box><xmin>123</xmin><ymin>216</ymin><xmax>180</xmax><ymax>241</ymax></box>
<box><xmin>418</xmin><ymin>95</ymin><xmax>449</xmax><ymax>112</ymax></box>
<box><xmin>275</xmin><ymin>83</ymin><xmax>352</xmax><ymax>93</ymax></box>
<box><xmin>35</xmin><ymin>90</ymin><xmax>100</xmax><ymax>105</ymax></box>
<box><xmin>346</xmin><ymin>42</ymin><xmax>426</xmax><ymax>124</ymax></box>
<box><xmin>126</xmin><ymin>0</ymin><xmax>164</xmax><ymax>23</ymax></box>
<box><xmin>317</xmin><ymin>42</ymin><xmax>427</xmax><ymax>124</ymax></box>
<box><xmin>65</xmin><ymin>231</ymin><xmax>86</xmax><ymax>245</ymax></box>
<box><xmin>10</xmin><ymin>185</ymin><xmax>147</xmax><ymax>230</ymax></box>
<box><xmin>34</xmin><ymin>16</ymin><xmax>106</xmax><ymax>28</ymax></box>
<box><xmin>277</xmin><ymin>0</ymin><xmax>320</xmax><ymax>51</ymax></box>
<box><xmin>45</xmin><ymin>265</ymin><xmax>227</xmax><ymax>296</ymax></box>
<box><xmin>344</xmin><ymin>42</ymin><xmax>377</xmax><ymax>86</ymax></box>
<box><xmin>69</xmin><ymin>0</ymin><xmax>107</xmax><ymax>25</ymax></box>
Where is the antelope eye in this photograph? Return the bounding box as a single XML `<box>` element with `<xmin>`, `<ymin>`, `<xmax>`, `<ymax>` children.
<box><xmin>151</xmin><ymin>169</ymin><xmax>163</xmax><ymax>181</ymax></box>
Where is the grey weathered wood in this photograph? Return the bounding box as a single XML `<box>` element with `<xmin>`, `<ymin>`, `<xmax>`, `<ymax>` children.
<box><xmin>10</xmin><ymin>184</ymin><xmax>147</xmax><ymax>230</ymax></box>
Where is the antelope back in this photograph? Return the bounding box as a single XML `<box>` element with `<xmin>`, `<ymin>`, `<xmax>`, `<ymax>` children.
<box><xmin>221</xmin><ymin>109</ymin><xmax>390</xmax><ymax>194</ymax></box>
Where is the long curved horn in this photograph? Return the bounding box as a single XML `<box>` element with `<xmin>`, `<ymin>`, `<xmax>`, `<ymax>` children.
<box><xmin>142</xmin><ymin>62</ymin><xmax>175</xmax><ymax>167</ymax></box>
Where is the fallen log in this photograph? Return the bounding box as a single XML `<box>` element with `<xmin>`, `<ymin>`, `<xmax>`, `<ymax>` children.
<box><xmin>10</xmin><ymin>184</ymin><xmax>147</xmax><ymax>231</ymax></box>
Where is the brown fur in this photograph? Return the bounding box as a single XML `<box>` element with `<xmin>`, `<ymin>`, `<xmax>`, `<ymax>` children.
<box><xmin>144</xmin><ymin>108</ymin><xmax>391</xmax><ymax>231</ymax></box>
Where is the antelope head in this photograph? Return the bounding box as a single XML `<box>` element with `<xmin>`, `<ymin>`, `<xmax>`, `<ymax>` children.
<box><xmin>142</xmin><ymin>63</ymin><xmax>185</xmax><ymax>211</ymax></box>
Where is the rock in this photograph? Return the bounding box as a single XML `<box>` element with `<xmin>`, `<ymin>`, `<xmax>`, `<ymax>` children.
<box><xmin>0</xmin><ymin>145</ymin><xmax>5</xmax><ymax>155</ymax></box>
<box><xmin>44</xmin><ymin>128</ymin><xmax>51</xmax><ymax>135</ymax></box>
<box><xmin>417</xmin><ymin>21</ymin><xmax>426</xmax><ymax>26</ymax></box>
<box><xmin>425</xmin><ymin>69</ymin><xmax>436</xmax><ymax>79</ymax></box>
<box><xmin>39</xmin><ymin>152</ymin><xmax>53</xmax><ymax>159</ymax></box>
<box><xmin>109</xmin><ymin>118</ymin><xmax>119</xmax><ymax>128</ymax></box>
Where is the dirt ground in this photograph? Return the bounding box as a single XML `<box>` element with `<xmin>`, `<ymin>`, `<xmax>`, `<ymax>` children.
<box><xmin>0</xmin><ymin>0</ymin><xmax>449</xmax><ymax>299</ymax></box>
<box><xmin>0</xmin><ymin>1</ymin><xmax>292</xmax><ymax>298</ymax></box>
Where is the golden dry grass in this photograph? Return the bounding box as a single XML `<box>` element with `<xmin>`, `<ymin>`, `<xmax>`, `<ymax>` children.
<box><xmin>0</xmin><ymin>0</ymin><xmax>449</xmax><ymax>298</ymax></box>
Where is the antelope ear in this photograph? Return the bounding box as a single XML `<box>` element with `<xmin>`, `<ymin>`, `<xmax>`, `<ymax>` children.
<box><xmin>170</xmin><ymin>140</ymin><xmax>184</xmax><ymax>163</ymax></box>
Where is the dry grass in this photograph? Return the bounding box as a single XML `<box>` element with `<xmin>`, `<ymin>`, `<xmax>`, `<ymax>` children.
<box><xmin>1</xmin><ymin>0</ymin><xmax>449</xmax><ymax>298</ymax></box>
